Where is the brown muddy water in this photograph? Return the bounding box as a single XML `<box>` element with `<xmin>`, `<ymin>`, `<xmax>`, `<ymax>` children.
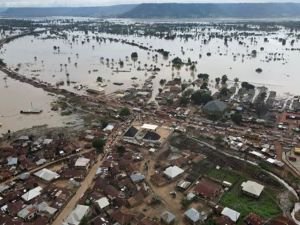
<box><xmin>0</xmin><ymin>26</ymin><xmax>299</xmax><ymax>133</ymax></box>
<box><xmin>0</xmin><ymin>71</ymin><xmax>76</xmax><ymax>136</ymax></box>
<box><xmin>1</xmin><ymin>30</ymin><xmax>299</xmax><ymax>97</ymax></box>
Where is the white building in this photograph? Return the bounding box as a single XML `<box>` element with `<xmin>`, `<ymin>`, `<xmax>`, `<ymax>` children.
<box><xmin>141</xmin><ymin>124</ymin><xmax>158</xmax><ymax>130</ymax></box>
<box><xmin>34</xmin><ymin>168</ymin><xmax>60</xmax><ymax>182</ymax></box>
<box><xmin>21</xmin><ymin>186</ymin><xmax>43</xmax><ymax>202</ymax></box>
<box><xmin>66</xmin><ymin>204</ymin><xmax>90</xmax><ymax>225</ymax></box>
<box><xmin>163</xmin><ymin>166</ymin><xmax>184</xmax><ymax>179</ymax></box>
<box><xmin>221</xmin><ymin>207</ymin><xmax>240</xmax><ymax>223</ymax></box>
<box><xmin>75</xmin><ymin>157</ymin><xmax>90</xmax><ymax>169</ymax></box>
<box><xmin>241</xmin><ymin>180</ymin><xmax>264</xmax><ymax>198</ymax></box>
<box><xmin>95</xmin><ymin>197</ymin><xmax>110</xmax><ymax>210</ymax></box>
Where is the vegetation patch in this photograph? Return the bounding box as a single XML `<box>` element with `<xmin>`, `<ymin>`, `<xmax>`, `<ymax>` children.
<box><xmin>220</xmin><ymin>181</ymin><xmax>281</xmax><ymax>221</ymax></box>
<box><xmin>207</xmin><ymin>168</ymin><xmax>241</xmax><ymax>184</ymax></box>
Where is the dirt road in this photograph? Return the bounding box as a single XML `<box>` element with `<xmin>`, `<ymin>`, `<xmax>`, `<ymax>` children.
<box><xmin>143</xmin><ymin>142</ymin><xmax>185</xmax><ymax>223</ymax></box>
<box><xmin>51</xmin><ymin>153</ymin><xmax>105</xmax><ymax>225</ymax></box>
<box><xmin>52</xmin><ymin>121</ymin><xmax>124</xmax><ymax>225</ymax></box>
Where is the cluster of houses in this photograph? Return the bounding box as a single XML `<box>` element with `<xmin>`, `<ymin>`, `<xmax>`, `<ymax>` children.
<box><xmin>60</xmin><ymin>147</ymin><xmax>155</xmax><ymax>225</ymax></box>
<box><xmin>0</xmin><ymin>149</ymin><xmax>98</xmax><ymax>224</ymax></box>
<box><xmin>131</xmin><ymin>141</ymin><xmax>289</xmax><ymax>225</ymax></box>
<box><xmin>0</xmin><ymin>130</ymin><xmax>101</xmax><ymax>225</ymax></box>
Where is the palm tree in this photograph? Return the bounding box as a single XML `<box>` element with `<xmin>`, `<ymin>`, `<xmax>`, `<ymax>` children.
<box><xmin>234</xmin><ymin>78</ymin><xmax>239</xmax><ymax>86</ymax></box>
<box><xmin>221</xmin><ymin>75</ymin><xmax>228</xmax><ymax>85</ymax></box>
<box><xmin>3</xmin><ymin>76</ymin><xmax>8</xmax><ymax>88</ymax></box>
<box><xmin>215</xmin><ymin>77</ymin><xmax>221</xmax><ymax>85</ymax></box>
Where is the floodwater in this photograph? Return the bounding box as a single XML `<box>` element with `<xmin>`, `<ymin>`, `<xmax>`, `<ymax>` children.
<box><xmin>0</xmin><ymin>71</ymin><xmax>75</xmax><ymax>136</ymax></box>
<box><xmin>0</xmin><ymin>24</ymin><xmax>300</xmax><ymax>132</ymax></box>
<box><xmin>1</xmin><ymin>28</ymin><xmax>299</xmax><ymax>98</ymax></box>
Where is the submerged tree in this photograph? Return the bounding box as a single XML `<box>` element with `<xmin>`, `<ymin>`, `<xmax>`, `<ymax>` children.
<box><xmin>221</xmin><ymin>75</ymin><xmax>228</xmax><ymax>85</ymax></box>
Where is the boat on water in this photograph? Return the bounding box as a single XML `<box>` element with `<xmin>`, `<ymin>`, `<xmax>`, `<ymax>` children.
<box><xmin>86</xmin><ymin>87</ymin><xmax>105</xmax><ymax>95</ymax></box>
<box><xmin>113</xmin><ymin>82</ymin><xmax>124</xmax><ymax>86</ymax></box>
<box><xmin>20</xmin><ymin>103</ymin><xmax>43</xmax><ymax>114</ymax></box>
<box><xmin>20</xmin><ymin>109</ymin><xmax>43</xmax><ymax>114</ymax></box>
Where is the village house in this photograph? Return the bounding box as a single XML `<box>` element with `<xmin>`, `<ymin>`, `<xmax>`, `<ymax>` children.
<box><xmin>214</xmin><ymin>216</ymin><xmax>234</xmax><ymax>225</ymax></box>
<box><xmin>21</xmin><ymin>186</ymin><xmax>43</xmax><ymax>202</ymax></box>
<box><xmin>241</xmin><ymin>180</ymin><xmax>264</xmax><ymax>198</ymax></box>
<box><xmin>163</xmin><ymin>165</ymin><xmax>184</xmax><ymax>180</ymax></box>
<box><xmin>184</xmin><ymin>208</ymin><xmax>203</xmax><ymax>224</ymax></box>
<box><xmin>110</xmin><ymin>209</ymin><xmax>135</xmax><ymax>225</ymax></box>
<box><xmin>75</xmin><ymin>157</ymin><xmax>90</xmax><ymax>170</ymax></box>
<box><xmin>177</xmin><ymin>180</ymin><xmax>191</xmax><ymax>191</ymax></box>
<box><xmin>221</xmin><ymin>207</ymin><xmax>240</xmax><ymax>223</ymax></box>
<box><xmin>95</xmin><ymin>197</ymin><xmax>110</xmax><ymax>211</ymax></box>
<box><xmin>34</xmin><ymin>168</ymin><xmax>60</xmax><ymax>182</ymax></box>
<box><xmin>193</xmin><ymin>178</ymin><xmax>222</xmax><ymax>200</ymax></box>
<box><xmin>17</xmin><ymin>204</ymin><xmax>37</xmax><ymax>221</ymax></box>
<box><xmin>244</xmin><ymin>213</ymin><xmax>264</xmax><ymax>225</ymax></box>
<box><xmin>160</xmin><ymin>211</ymin><xmax>176</xmax><ymax>225</ymax></box>
<box><xmin>65</xmin><ymin>204</ymin><xmax>90</xmax><ymax>225</ymax></box>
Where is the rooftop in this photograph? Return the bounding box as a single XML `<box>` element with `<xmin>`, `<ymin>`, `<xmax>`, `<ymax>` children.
<box><xmin>95</xmin><ymin>197</ymin><xmax>110</xmax><ymax>209</ymax></box>
<box><xmin>141</xmin><ymin>124</ymin><xmax>158</xmax><ymax>130</ymax></box>
<box><xmin>75</xmin><ymin>157</ymin><xmax>90</xmax><ymax>167</ymax></box>
<box><xmin>161</xmin><ymin>211</ymin><xmax>176</xmax><ymax>224</ymax></box>
<box><xmin>241</xmin><ymin>180</ymin><xmax>264</xmax><ymax>197</ymax></box>
<box><xmin>163</xmin><ymin>165</ymin><xmax>184</xmax><ymax>179</ymax></box>
<box><xmin>184</xmin><ymin>208</ymin><xmax>201</xmax><ymax>223</ymax></box>
<box><xmin>34</xmin><ymin>168</ymin><xmax>60</xmax><ymax>182</ymax></box>
<box><xmin>21</xmin><ymin>186</ymin><xmax>42</xmax><ymax>202</ymax></box>
<box><xmin>221</xmin><ymin>207</ymin><xmax>240</xmax><ymax>223</ymax></box>
<box><xmin>66</xmin><ymin>204</ymin><xmax>89</xmax><ymax>225</ymax></box>
<box><xmin>203</xmin><ymin>100</ymin><xmax>227</xmax><ymax>113</ymax></box>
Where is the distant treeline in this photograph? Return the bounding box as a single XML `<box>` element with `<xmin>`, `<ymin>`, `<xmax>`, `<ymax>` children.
<box><xmin>1</xmin><ymin>3</ymin><xmax>300</xmax><ymax>18</ymax></box>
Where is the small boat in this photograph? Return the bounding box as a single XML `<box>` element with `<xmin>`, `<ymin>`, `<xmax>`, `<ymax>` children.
<box><xmin>113</xmin><ymin>82</ymin><xmax>124</xmax><ymax>86</ymax></box>
<box><xmin>20</xmin><ymin>103</ymin><xmax>43</xmax><ymax>114</ymax></box>
<box><xmin>86</xmin><ymin>88</ymin><xmax>104</xmax><ymax>95</ymax></box>
<box><xmin>20</xmin><ymin>109</ymin><xmax>43</xmax><ymax>114</ymax></box>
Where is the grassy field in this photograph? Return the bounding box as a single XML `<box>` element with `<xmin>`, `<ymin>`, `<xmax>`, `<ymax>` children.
<box><xmin>188</xmin><ymin>157</ymin><xmax>282</xmax><ymax>223</ymax></box>
<box><xmin>207</xmin><ymin>168</ymin><xmax>241</xmax><ymax>184</ymax></box>
<box><xmin>220</xmin><ymin>180</ymin><xmax>281</xmax><ymax>222</ymax></box>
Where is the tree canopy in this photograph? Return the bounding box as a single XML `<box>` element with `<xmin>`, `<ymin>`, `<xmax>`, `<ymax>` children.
<box><xmin>231</xmin><ymin>112</ymin><xmax>243</xmax><ymax>125</ymax></box>
<box><xmin>92</xmin><ymin>138</ymin><xmax>106</xmax><ymax>153</ymax></box>
<box><xmin>191</xmin><ymin>90</ymin><xmax>213</xmax><ymax>105</ymax></box>
<box><xmin>131</xmin><ymin>52</ymin><xmax>138</xmax><ymax>58</ymax></box>
<box><xmin>119</xmin><ymin>107</ymin><xmax>131</xmax><ymax>117</ymax></box>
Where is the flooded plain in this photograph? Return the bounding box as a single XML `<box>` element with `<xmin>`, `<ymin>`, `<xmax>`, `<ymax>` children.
<box><xmin>1</xmin><ymin>22</ymin><xmax>300</xmax><ymax>133</ymax></box>
<box><xmin>1</xmin><ymin>28</ymin><xmax>299</xmax><ymax>97</ymax></box>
